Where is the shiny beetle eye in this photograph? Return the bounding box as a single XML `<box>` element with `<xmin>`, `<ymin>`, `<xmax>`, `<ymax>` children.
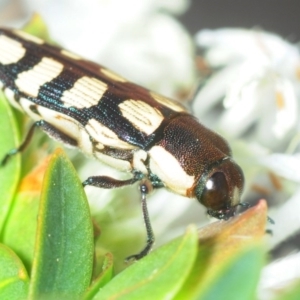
<box><xmin>201</xmin><ymin>172</ymin><xmax>229</xmax><ymax>210</ymax></box>
<box><xmin>194</xmin><ymin>158</ymin><xmax>244</xmax><ymax>219</ymax></box>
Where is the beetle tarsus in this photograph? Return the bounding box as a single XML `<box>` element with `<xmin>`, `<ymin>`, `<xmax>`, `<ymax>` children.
<box><xmin>0</xmin><ymin>120</ymin><xmax>43</xmax><ymax>166</ymax></box>
<box><xmin>125</xmin><ymin>182</ymin><xmax>155</xmax><ymax>262</ymax></box>
<box><xmin>238</xmin><ymin>202</ymin><xmax>250</xmax><ymax>209</ymax></box>
<box><xmin>1</xmin><ymin>149</ymin><xmax>18</xmax><ymax>166</ymax></box>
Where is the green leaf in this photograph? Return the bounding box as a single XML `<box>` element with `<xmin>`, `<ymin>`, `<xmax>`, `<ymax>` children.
<box><xmin>174</xmin><ymin>200</ymin><xmax>268</xmax><ymax>300</ymax></box>
<box><xmin>1</xmin><ymin>158</ymin><xmax>49</xmax><ymax>271</ymax></box>
<box><xmin>0</xmin><ymin>91</ymin><xmax>20</xmax><ymax>236</ymax></box>
<box><xmin>1</xmin><ymin>194</ymin><xmax>39</xmax><ymax>272</ymax></box>
<box><xmin>94</xmin><ymin>225</ymin><xmax>198</xmax><ymax>300</ymax></box>
<box><xmin>0</xmin><ymin>243</ymin><xmax>29</xmax><ymax>300</ymax></box>
<box><xmin>29</xmin><ymin>149</ymin><xmax>94</xmax><ymax>299</ymax></box>
<box><xmin>84</xmin><ymin>252</ymin><xmax>114</xmax><ymax>299</ymax></box>
<box><xmin>199</xmin><ymin>245</ymin><xmax>264</xmax><ymax>300</ymax></box>
<box><xmin>22</xmin><ymin>13</ymin><xmax>51</xmax><ymax>42</ymax></box>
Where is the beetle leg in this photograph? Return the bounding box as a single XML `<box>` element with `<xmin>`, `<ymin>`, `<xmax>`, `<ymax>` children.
<box><xmin>83</xmin><ymin>172</ymin><xmax>155</xmax><ymax>261</ymax></box>
<box><xmin>82</xmin><ymin>172</ymin><xmax>142</xmax><ymax>189</ymax></box>
<box><xmin>1</xmin><ymin>120</ymin><xmax>77</xmax><ymax>166</ymax></box>
<box><xmin>1</xmin><ymin>121</ymin><xmax>36</xmax><ymax>166</ymax></box>
<box><xmin>125</xmin><ymin>181</ymin><xmax>155</xmax><ymax>262</ymax></box>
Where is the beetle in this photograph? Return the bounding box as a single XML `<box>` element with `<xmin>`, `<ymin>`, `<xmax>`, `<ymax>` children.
<box><xmin>0</xmin><ymin>28</ymin><xmax>244</xmax><ymax>261</ymax></box>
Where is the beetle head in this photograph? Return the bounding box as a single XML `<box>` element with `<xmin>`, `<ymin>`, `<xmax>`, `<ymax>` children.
<box><xmin>194</xmin><ymin>157</ymin><xmax>244</xmax><ymax>220</ymax></box>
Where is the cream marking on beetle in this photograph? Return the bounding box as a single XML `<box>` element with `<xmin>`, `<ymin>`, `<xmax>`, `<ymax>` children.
<box><xmin>61</xmin><ymin>49</ymin><xmax>82</xmax><ymax>60</ymax></box>
<box><xmin>133</xmin><ymin>149</ymin><xmax>148</xmax><ymax>174</ymax></box>
<box><xmin>86</xmin><ymin>119</ymin><xmax>137</xmax><ymax>150</ymax></box>
<box><xmin>119</xmin><ymin>99</ymin><xmax>164</xmax><ymax>135</ymax></box>
<box><xmin>232</xmin><ymin>186</ymin><xmax>241</xmax><ymax>206</ymax></box>
<box><xmin>37</xmin><ymin>105</ymin><xmax>79</xmax><ymax>139</ymax></box>
<box><xmin>13</xmin><ymin>30</ymin><xmax>43</xmax><ymax>44</ymax></box>
<box><xmin>94</xmin><ymin>151</ymin><xmax>132</xmax><ymax>171</ymax></box>
<box><xmin>61</xmin><ymin>76</ymin><xmax>108</xmax><ymax>109</ymax></box>
<box><xmin>77</xmin><ymin>126</ymin><xmax>95</xmax><ymax>155</ymax></box>
<box><xmin>101</xmin><ymin>68</ymin><xmax>127</xmax><ymax>82</ymax></box>
<box><xmin>149</xmin><ymin>145</ymin><xmax>195</xmax><ymax>196</ymax></box>
<box><xmin>0</xmin><ymin>35</ymin><xmax>26</xmax><ymax>65</ymax></box>
<box><xmin>15</xmin><ymin>57</ymin><xmax>64</xmax><ymax>97</ymax></box>
<box><xmin>19</xmin><ymin>97</ymin><xmax>42</xmax><ymax>120</ymax></box>
<box><xmin>37</xmin><ymin>105</ymin><xmax>94</xmax><ymax>155</ymax></box>
<box><xmin>150</xmin><ymin>91</ymin><xmax>187</xmax><ymax>112</ymax></box>
<box><xmin>4</xmin><ymin>88</ymin><xmax>22</xmax><ymax>110</ymax></box>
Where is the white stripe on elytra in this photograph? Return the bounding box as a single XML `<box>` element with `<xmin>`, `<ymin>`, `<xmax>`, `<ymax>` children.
<box><xmin>37</xmin><ymin>105</ymin><xmax>94</xmax><ymax>155</ymax></box>
<box><xmin>13</xmin><ymin>30</ymin><xmax>43</xmax><ymax>44</ymax></box>
<box><xmin>15</xmin><ymin>57</ymin><xmax>64</xmax><ymax>97</ymax></box>
<box><xmin>61</xmin><ymin>76</ymin><xmax>108</xmax><ymax>109</ymax></box>
<box><xmin>0</xmin><ymin>35</ymin><xmax>26</xmax><ymax>65</ymax></box>
<box><xmin>119</xmin><ymin>99</ymin><xmax>164</xmax><ymax>135</ymax></box>
<box><xmin>150</xmin><ymin>91</ymin><xmax>187</xmax><ymax>112</ymax></box>
<box><xmin>85</xmin><ymin>118</ymin><xmax>137</xmax><ymax>150</ymax></box>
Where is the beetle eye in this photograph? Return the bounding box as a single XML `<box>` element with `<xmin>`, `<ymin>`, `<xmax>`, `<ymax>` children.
<box><xmin>200</xmin><ymin>172</ymin><xmax>229</xmax><ymax>210</ymax></box>
<box><xmin>193</xmin><ymin>159</ymin><xmax>244</xmax><ymax>219</ymax></box>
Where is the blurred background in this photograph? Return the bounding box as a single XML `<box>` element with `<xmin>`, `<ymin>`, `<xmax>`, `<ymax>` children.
<box><xmin>180</xmin><ymin>0</ymin><xmax>300</xmax><ymax>38</ymax></box>
<box><xmin>1</xmin><ymin>0</ymin><xmax>300</xmax><ymax>39</ymax></box>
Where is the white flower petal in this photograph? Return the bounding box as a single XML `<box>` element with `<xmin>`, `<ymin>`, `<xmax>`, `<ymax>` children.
<box><xmin>193</xmin><ymin>64</ymin><xmax>240</xmax><ymax>116</ymax></box>
<box><xmin>196</xmin><ymin>28</ymin><xmax>299</xmax><ymax>66</ymax></box>
<box><xmin>272</xmin><ymin>78</ymin><xmax>298</xmax><ymax>139</ymax></box>
<box><xmin>219</xmin><ymin>80</ymin><xmax>261</xmax><ymax>136</ymax></box>
<box><xmin>196</xmin><ymin>28</ymin><xmax>268</xmax><ymax>66</ymax></box>
<box><xmin>268</xmin><ymin>188</ymin><xmax>300</xmax><ymax>249</ymax></box>
<box><xmin>100</xmin><ymin>13</ymin><xmax>195</xmax><ymax>97</ymax></box>
<box><xmin>258</xmin><ymin>252</ymin><xmax>300</xmax><ymax>300</ymax></box>
<box><xmin>259</xmin><ymin>153</ymin><xmax>300</xmax><ymax>182</ymax></box>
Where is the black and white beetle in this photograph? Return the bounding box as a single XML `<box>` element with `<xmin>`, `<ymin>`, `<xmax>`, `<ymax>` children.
<box><xmin>0</xmin><ymin>28</ymin><xmax>244</xmax><ymax>261</ymax></box>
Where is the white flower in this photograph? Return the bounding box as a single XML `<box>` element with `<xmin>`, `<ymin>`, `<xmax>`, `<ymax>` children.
<box><xmin>15</xmin><ymin>0</ymin><xmax>195</xmax><ymax>98</ymax></box>
<box><xmin>194</xmin><ymin>28</ymin><xmax>300</xmax><ymax>150</ymax></box>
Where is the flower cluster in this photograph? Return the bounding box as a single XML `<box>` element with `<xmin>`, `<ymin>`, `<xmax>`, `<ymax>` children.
<box><xmin>194</xmin><ymin>27</ymin><xmax>300</xmax><ymax>297</ymax></box>
<box><xmin>194</xmin><ymin>28</ymin><xmax>300</xmax><ymax>150</ymax></box>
